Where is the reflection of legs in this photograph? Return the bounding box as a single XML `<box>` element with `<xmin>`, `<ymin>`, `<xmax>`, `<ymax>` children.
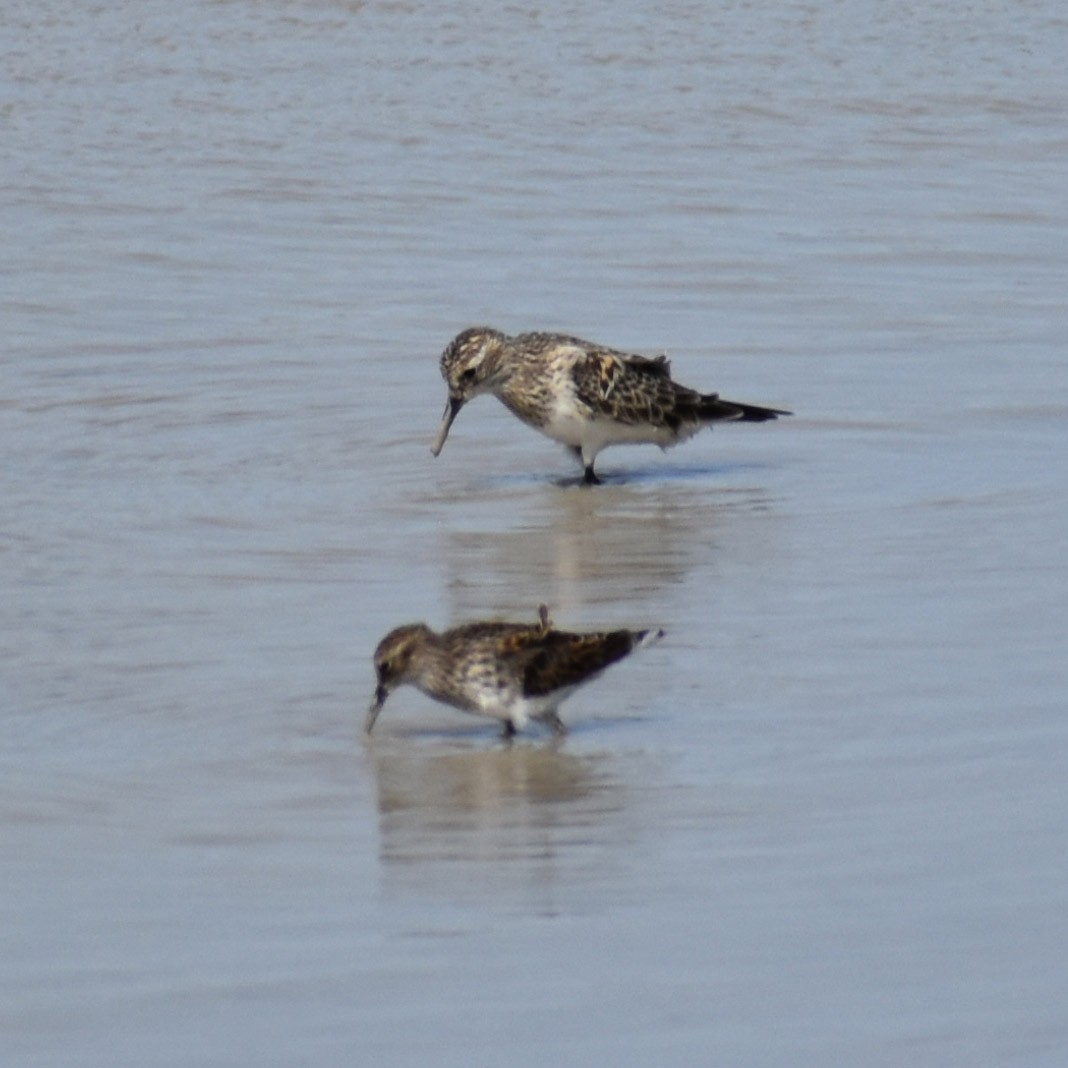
<box><xmin>535</xmin><ymin>710</ymin><xmax>568</xmax><ymax>736</ymax></box>
<box><xmin>501</xmin><ymin>720</ymin><xmax>518</xmax><ymax>740</ymax></box>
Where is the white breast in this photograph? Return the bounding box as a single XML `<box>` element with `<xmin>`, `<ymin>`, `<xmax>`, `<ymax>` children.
<box><xmin>543</xmin><ymin>392</ymin><xmax>679</xmax><ymax>451</ymax></box>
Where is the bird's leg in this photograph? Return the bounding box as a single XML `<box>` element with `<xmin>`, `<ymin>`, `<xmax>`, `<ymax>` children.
<box><xmin>570</xmin><ymin>445</ymin><xmax>602</xmax><ymax>485</ymax></box>
<box><xmin>501</xmin><ymin>720</ymin><xmax>518</xmax><ymax>741</ymax></box>
<box><xmin>539</xmin><ymin>710</ymin><xmax>568</xmax><ymax>736</ymax></box>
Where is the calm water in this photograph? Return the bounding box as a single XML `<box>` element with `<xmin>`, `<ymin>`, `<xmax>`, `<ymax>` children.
<box><xmin>3</xmin><ymin>1</ymin><xmax>1067</xmax><ymax>1064</ymax></box>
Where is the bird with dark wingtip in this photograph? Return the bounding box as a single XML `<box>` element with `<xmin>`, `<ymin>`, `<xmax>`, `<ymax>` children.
<box><xmin>431</xmin><ymin>327</ymin><xmax>791</xmax><ymax>483</ymax></box>
<box><xmin>366</xmin><ymin>605</ymin><xmax>664</xmax><ymax>738</ymax></box>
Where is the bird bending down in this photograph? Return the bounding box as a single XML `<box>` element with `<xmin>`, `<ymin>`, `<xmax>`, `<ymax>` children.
<box><xmin>431</xmin><ymin>327</ymin><xmax>791</xmax><ymax>483</ymax></box>
<box><xmin>366</xmin><ymin>604</ymin><xmax>664</xmax><ymax>738</ymax></box>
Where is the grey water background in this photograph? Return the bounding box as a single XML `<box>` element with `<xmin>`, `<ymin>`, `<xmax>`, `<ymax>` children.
<box><xmin>3</xmin><ymin>1</ymin><xmax>1067</xmax><ymax>1064</ymax></box>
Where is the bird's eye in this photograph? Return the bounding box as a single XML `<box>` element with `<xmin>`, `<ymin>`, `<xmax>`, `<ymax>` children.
<box><xmin>459</xmin><ymin>367</ymin><xmax>477</xmax><ymax>384</ymax></box>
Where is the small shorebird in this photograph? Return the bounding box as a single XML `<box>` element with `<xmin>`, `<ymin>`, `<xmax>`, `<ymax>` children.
<box><xmin>431</xmin><ymin>327</ymin><xmax>791</xmax><ymax>483</ymax></box>
<box><xmin>366</xmin><ymin>605</ymin><xmax>664</xmax><ymax>737</ymax></box>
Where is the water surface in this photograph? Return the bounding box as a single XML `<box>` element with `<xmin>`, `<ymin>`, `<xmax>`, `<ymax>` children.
<box><xmin>3</xmin><ymin>2</ymin><xmax>1067</xmax><ymax>1065</ymax></box>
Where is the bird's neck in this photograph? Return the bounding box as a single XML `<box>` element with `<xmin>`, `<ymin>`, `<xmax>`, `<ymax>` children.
<box><xmin>408</xmin><ymin>636</ymin><xmax>454</xmax><ymax>699</ymax></box>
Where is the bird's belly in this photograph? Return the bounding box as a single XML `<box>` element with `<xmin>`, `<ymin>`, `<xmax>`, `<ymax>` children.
<box><xmin>541</xmin><ymin>402</ymin><xmax>677</xmax><ymax>450</ymax></box>
<box><xmin>538</xmin><ymin>405</ymin><xmax>592</xmax><ymax>447</ymax></box>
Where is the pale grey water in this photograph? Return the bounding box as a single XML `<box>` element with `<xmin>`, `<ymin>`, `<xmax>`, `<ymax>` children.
<box><xmin>3</xmin><ymin>1</ymin><xmax>1067</xmax><ymax>1064</ymax></box>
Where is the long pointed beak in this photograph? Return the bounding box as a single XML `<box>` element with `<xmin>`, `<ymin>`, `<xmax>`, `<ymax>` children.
<box><xmin>365</xmin><ymin>686</ymin><xmax>388</xmax><ymax>734</ymax></box>
<box><xmin>431</xmin><ymin>395</ymin><xmax>464</xmax><ymax>457</ymax></box>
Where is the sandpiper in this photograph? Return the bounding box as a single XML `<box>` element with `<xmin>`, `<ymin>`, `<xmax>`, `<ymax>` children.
<box><xmin>431</xmin><ymin>327</ymin><xmax>791</xmax><ymax>483</ymax></box>
<box><xmin>366</xmin><ymin>605</ymin><xmax>664</xmax><ymax>737</ymax></box>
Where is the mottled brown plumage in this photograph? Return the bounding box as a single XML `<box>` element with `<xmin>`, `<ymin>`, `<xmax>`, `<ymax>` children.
<box><xmin>366</xmin><ymin>604</ymin><xmax>664</xmax><ymax>737</ymax></box>
<box><xmin>431</xmin><ymin>327</ymin><xmax>791</xmax><ymax>482</ymax></box>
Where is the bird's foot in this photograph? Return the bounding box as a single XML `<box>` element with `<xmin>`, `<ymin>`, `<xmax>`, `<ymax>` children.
<box><xmin>539</xmin><ymin>711</ymin><xmax>568</xmax><ymax>736</ymax></box>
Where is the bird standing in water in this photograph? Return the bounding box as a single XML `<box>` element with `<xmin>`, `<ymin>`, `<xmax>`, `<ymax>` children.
<box><xmin>367</xmin><ymin>605</ymin><xmax>664</xmax><ymax>738</ymax></box>
<box><xmin>431</xmin><ymin>327</ymin><xmax>790</xmax><ymax>483</ymax></box>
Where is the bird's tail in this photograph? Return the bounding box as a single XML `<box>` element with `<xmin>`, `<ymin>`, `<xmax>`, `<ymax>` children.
<box><xmin>700</xmin><ymin>394</ymin><xmax>792</xmax><ymax>423</ymax></box>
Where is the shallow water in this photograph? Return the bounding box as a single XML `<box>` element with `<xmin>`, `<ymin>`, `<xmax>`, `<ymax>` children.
<box><xmin>3</xmin><ymin>1</ymin><xmax>1068</xmax><ymax>1064</ymax></box>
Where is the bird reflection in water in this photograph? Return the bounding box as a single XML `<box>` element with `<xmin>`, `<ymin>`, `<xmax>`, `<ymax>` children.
<box><xmin>365</xmin><ymin>739</ymin><xmax>632</xmax><ymax>906</ymax></box>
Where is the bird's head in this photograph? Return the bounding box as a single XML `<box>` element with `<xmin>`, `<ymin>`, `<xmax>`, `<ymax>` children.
<box><xmin>365</xmin><ymin>623</ymin><xmax>432</xmax><ymax>733</ymax></box>
<box><xmin>431</xmin><ymin>327</ymin><xmax>509</xmax><ymax>456</ymax></box>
